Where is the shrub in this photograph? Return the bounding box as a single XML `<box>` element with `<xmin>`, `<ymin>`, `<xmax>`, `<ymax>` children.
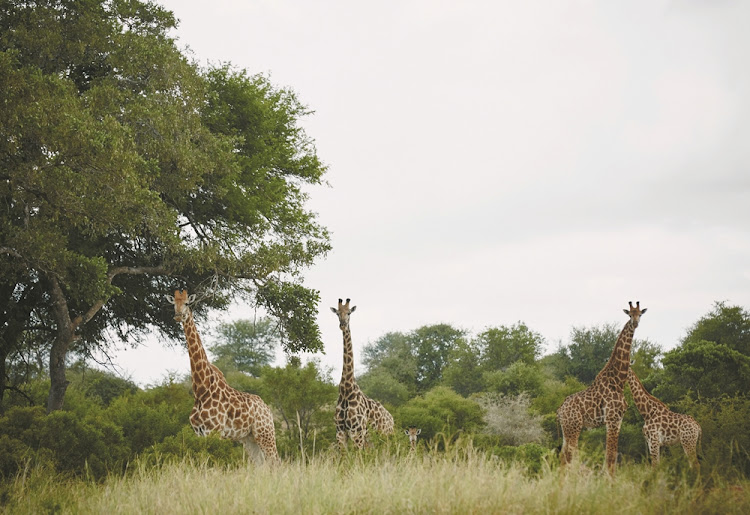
<box><xmin>137</xmin><ymin>426</ymin><xmax>244</xmax><ymax>468</ymax></box>
<box><xmin>492</xmin><ymin>443</ymin><xmax>550</xmax><ymax>475</ymax></box>
<box><xmin>477</xmin><ymin>393</ymin><xmax>545</xmax><ymax>446</ymax></box>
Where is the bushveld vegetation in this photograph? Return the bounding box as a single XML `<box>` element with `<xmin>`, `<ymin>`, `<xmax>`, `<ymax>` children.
<box><xmin>1</xmin><ymin>303</ymin><xmax>749</xmax><ymax>512</ymax></box>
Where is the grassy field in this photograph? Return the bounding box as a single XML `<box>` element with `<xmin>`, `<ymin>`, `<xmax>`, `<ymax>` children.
<box><xmin>2</xmin><ymin>446</ymin><xmax>748</xmax><ymax>514</ymax></box>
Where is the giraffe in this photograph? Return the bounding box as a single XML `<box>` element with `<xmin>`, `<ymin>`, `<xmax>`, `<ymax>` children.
<box><xmin>627</xmin><ymin>367</ymin><xmax>701</xmax><ymax>468</ymax></box>
<box><xmin>167</xmin><ymin>289</ymin><xmax>279</xmax><ymax>465</ymax></box>
<box><xmin>331</xmin><ymin>298</ymin><xmax>394</xmax><ymax>449</ymax></box>
<box><xmin>557</xmin><ymin>301</ymin><xmax>647</xmax><ymax>474</ymax></box>
<box><xmin>405</xmin><ymin>426</ymin><xmax>422</xmax><ymax>452</ymax></box>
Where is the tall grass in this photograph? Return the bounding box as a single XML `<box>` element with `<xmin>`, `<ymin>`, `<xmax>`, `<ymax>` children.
<box><xmin>2</xmin><ymin>442</ymin><xmax>748</xmax><ymax>514</ymax></box>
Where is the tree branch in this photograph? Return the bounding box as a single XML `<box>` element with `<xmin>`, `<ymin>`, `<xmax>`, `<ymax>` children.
<box><xmin>0</xmin><ymin>247</ymin><xmax>24</xmax><ymax>260</ymax></box>
<box><xmin>72</xmin><ymin>265</ymin><xmax>170</xmax><ymax>329</ymax></box>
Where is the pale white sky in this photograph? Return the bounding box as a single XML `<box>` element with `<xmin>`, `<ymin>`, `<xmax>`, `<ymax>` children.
<box><xmin>111</xmin><ymin>0</ymin><xmax>750</xmax><ymax>386</ymax></box>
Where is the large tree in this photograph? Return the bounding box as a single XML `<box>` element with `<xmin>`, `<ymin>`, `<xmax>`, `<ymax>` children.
<box><xmin>0</xmin><ymin>0</ymin><xmax>330</xmax><ymax>411</ymax></box>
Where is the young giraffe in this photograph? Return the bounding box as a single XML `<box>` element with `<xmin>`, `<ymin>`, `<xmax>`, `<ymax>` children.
<box><xmin>627</xmin><ymin>367</ymin><xmax>701</xmax><ymax>468</ymax></box>
<box><xmin>405</xmin><ymin>426</ymin><xmax>422</xmax><ymax>452</ymax></box>
<box><xmin>167</xmin><ymin>290</ymin><xmax>279</xmax><ymax>465</ymax></box>
<box><xmin>331</xmin><ymin>298</ymin><xmax>394</xmax><ymax>449</ymax></box>
<box><xmin>557</xmin><ymin>301</ymin><xmax>647</xmax><ymax>474</ymax></box>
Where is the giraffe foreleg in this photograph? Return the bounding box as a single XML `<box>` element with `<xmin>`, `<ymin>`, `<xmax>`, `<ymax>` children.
<box><xmin>605</xmin><ymin>416</ymin><xmax>623</xmax><ymax>474</ymax></box>
<box><xmin>643</xmin><ymin>425</ymin><xmax>661</xmax><ymax>467</ymax></box>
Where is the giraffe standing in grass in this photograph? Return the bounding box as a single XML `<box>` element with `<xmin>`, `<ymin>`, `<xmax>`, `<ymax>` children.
<box><xmin>627</xmin><ymin>367</ymin><xmax>701</xmax><ymax>468</ymax></box>
<box><xmin>331</xmin><ymin>298</ymin><xmax>394</xmax><ymax>449</ymax></box>
<box><xmin>168</xmin><ymin>289</ymin><xmax>279</xmax><ymax>465</ymax></box>
<box><xmin>405</xmin><ymin>426</ymin><xmax>422</xmax><ymax>452</ymax></box>
<box><xmin>557</xmin><ymin>301</ymin><xmax>647</xmax><ymax>474</ymax></box>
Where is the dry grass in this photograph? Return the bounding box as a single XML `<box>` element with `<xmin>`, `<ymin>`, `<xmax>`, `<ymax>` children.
<box><xmin>3</xmin><ymin>447</ymin><xmax>748</xmax><ymax>514</ymax></box>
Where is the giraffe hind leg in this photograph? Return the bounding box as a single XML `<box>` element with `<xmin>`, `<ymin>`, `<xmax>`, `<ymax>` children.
<box><xmin>560</xmin><ymin>430</ymin><xmax>580</xmax><ymax>466</ymax></box>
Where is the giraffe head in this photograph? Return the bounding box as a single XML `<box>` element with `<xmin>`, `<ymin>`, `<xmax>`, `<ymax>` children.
<box><xmin>623</xmin><ymin>301</ymin><xmax>647</xmax><ymax>328</ymax></box>
<box><xmin>330</xmin><ymin>298</ymin><xmax>356</xmax><ymax>330</ymax></box>
<box><xmin>166</xmin><ymin>289</ymin><xmax>196</xmax><ymax>323</ymax></box>
<box><xmin>404</xmin><ymin>426</ymin><xmax>421</xmax><ymax>448</ymax></box>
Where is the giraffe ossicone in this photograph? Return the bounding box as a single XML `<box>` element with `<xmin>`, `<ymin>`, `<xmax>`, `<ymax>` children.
<box><xmin>332</xmin><ymin>297</ymin><xmax>395</xmax><ymax>450</ymax></box>
<box><xmin>557</xmin><ymin>301</ymin><xmax>647</xmax><ymax>475</ymax></box>
<box><xmin>168</xmin><ymin>289</ymin><xmax>280</xmax><ymax>465</ymax></box>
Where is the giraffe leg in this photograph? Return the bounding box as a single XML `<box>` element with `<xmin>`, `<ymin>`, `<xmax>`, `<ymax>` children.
<box><xmin>558</xmin><ymin>411</ymin><xmax>582</xmax><ymax>467</ymax></box>
<box><xmin>336</xmin><ymin>429</ymin><xmax>348</xmax><ymax>451</ymax></box>
<box><xmin>646</xmin><ymin>434</ymin><xmax>660</xmax><ymax>466</ymax></box>
<box><xmin>560</xmin><ymin>430</ymin><xmax>581</xmax><ymax>466</ymax></box>
<box><xmin>254</xmin><ymin>426</ymin><xmax>280</xmax><ymax>465</ymax></box>
<box><xmin>351</xmin><ymin>431</ymin><xmax>367</xmax><ymax>450</ymax></box>
<box><xmin>605</xmin><ymin>417</ymin><xmax>623</xmax><ymax>475</ymax></box>
<box><xmin>682</xmin><ymin>430</ymin><xmax>700</xmax><ymax>469</ymax></box>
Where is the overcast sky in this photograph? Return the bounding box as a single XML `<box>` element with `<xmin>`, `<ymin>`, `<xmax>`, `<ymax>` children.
<box><xmin>111</xmin><ymin>0</ymin><xmax>750</xmax><ymax>386</ymax></box>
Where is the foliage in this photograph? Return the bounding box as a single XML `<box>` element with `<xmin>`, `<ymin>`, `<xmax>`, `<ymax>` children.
<box><xmin>441</xmin><ymin>338</ymin><xmax>484</xmax><ymax>396</ymax></box>
<box><xmin>651</xmin><ymin>302</ymin><xmax>750</xmax><ymax>402</ymax></box>
<box><xmin>0</xmin><ymin>0</ymin><xmax>330</xmax><ymax>410</ymax></box>
<box><xmin>409</xmin><ymin>324</ymin><xmax>466</xmax><ymax>392</ymax></box>
<box><xmin>677</xmin><ymin>395</ymin><xmax>750</xmax><ymax>477</ymax></box>
<box><xmin>358</xmin><ymin>368</ymin><xmax>411</xmax><ymax>407</ymax></box>
<box><xmin>683</xmin><ymin>301</ymin><xmax>750</xmax><ymax>355</ymax></box>
<box><xmin>0</xmin><ymin>405</ymin><xmax>128</xmax><ymax>480</ymax></box>
<box><xmin>476</xmin><ymin>322</ymin><xmax>545</xmax><ymax>369</ymax></box>
<box><xmin>491</xmin><ymin>443</ymin><xmax>550</xmax><ymax>476</ymax></box>
<box><xmin>477</xmin><ymin>393</ymin><xmax>546</xmax><ymax>446</ymax></box>
<box><xmin>208</xmin><ymin>317</ymin><xmax>278</xmax><ymax>376</ymax></box>
<box><xmin>136</xmin><ymin>426</ymin><xmax>244</xmax><ymax>469</ymax></box>
<box><xmin>360</xmin><ymin>331</ymin><xmax>416</xmax><ymax>399</ymax></box>
<box><xmin>652</xmin><ymin>340</ymin><xmax>750</xmax><ymax>402</ymax></box>
<box><xmin>256</xmin><ymin>358</ymin><xmax>337</xmax><ymax>458</ymax></box>
<box><xmin>483</xmin><ymin>360</ymin><xmax>546</xmax><ymax>397</ymax></box>
<box><xmin>395</xmin><ymin>386</ymin><xmax>484</xmax><ymax>441</ymax></box>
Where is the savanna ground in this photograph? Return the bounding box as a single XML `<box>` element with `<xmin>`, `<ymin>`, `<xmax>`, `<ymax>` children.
<box><xmin>3</xmin><ymin>438</ymin><xmax>748</xmax><ymax>515</ymax></box>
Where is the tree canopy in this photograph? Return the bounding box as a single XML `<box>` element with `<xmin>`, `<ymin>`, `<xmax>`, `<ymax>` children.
<box><xmin>0</xmin><ymin>0</ymin><xmax>330</xmax><ymax>411</ymax></box>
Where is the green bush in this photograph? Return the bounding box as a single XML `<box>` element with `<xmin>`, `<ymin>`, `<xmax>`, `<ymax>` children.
<box><xmin>137</xmin><ymin>426</ymin><xmax>244</xmax><ymax>468</ymax></box>
<box><xmin>0</xmin><ymin>406</ymin><xmax>128</xmax><ymax>479</ymax></box>
<box><xmin>492</xmin><ymin>443</ymin><xmax>550</xmax><ymax>475</ymax></box>
<box><xmin>395</xmin><ymin>386</ymin><xmax>485</xmax><ymax>442</ymax></box>
<box><xmin>678</xmin><ymin>395</ymin><xmax>750</xmax><ymax>477</ymax></box>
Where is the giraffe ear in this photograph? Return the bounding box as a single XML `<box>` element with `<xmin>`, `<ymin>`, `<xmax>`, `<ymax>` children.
<box><xmin>640</xmin><ymin>308</ymin><xmax>647</xmax><ymax>314</ymax></box>
<box><xmin>330</xmin><ymin>307</ymin><xmax>337</xmax><ymax>314</ymax></box>
<box><xmin>350</xmin><ymin>306</ymin><xmax>357</xmax><ymax>313</ymax></box>
<box><xmin>187</xmin><ymin>294</ymin><xmax>196</xmax><ymax>304</ymax></box>
<box><xmin>165</xmin><ymin>295</ymin><xmax>176</xmax><ymax>304</ymax></box>
<box><xmin>623</xmin><ymin>309</ymin><xmax>629</xmax><ymax>315</ymax></box>
<box><xmin>416</xmin><ymin>429</ymin><xmax>421</xmax><ymax>435</ymax></box>
<box><xmin>404</xmin><ymin>430</ymin><xmax>409</xmax><ymax>436</ymax></box>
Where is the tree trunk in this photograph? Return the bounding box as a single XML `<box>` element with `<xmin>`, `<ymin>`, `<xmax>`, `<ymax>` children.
<box><xmin>0</xmin><ymin>350</ymin><xmax>7</xmax><ymax>411</ymax></box>
<box><xmin>47</xmin><ymin>334</ymin><xmax>72</xmax><ymax>412</ymax></box>
<box><xmin>46</xmin><ymin>276</ymin><xmax>76</xmax><ymax>413</ymax></box>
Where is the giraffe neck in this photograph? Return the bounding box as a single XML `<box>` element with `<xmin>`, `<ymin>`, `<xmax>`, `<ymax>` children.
<box><xmin>182</xmin><ymin>309</ymin><xmax>214</xmax><ymax>398</ymax></box>
<box><xmin>603</xmin><ymin>319</ymin><xmax>636</xmax><ymax>383</ymax></box>
<box><xmin>340</xmin><ymin>324</ymin><xmax>356</xmax><ymax>387</ymax></box>
<box><xmin>627</xmin><ymin>372</ymin><xmax>667</xmax><ymax>418</ymax></box>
